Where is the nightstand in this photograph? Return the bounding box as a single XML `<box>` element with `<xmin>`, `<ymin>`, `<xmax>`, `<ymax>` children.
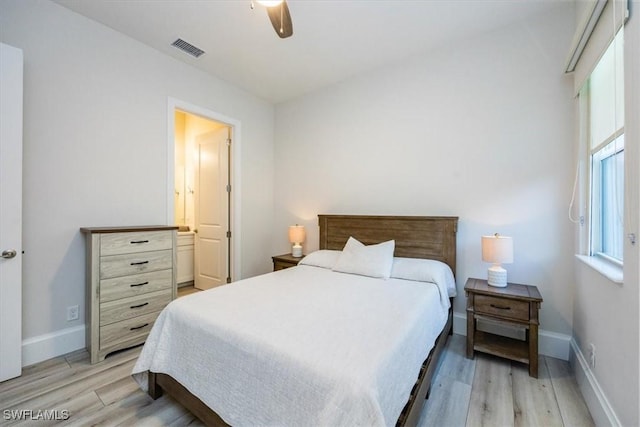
<box><xmin>464</xmin><ymin>277</ymin><xmax>543</xmax><ymax>377</ymax></box>
<box><xmin>272</xmin><ymin>253</ymin><xmax>303</xmax><ymax>271</ymax></box>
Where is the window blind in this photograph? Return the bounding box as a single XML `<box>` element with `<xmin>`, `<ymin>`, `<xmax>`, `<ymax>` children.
<box><xmin>566</xmin><ymin>0</ymin><xmax>628</xmax><ymax>95</ymax></box>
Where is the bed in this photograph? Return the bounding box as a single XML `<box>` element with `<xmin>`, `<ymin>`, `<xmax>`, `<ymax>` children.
<box><xmin>132</xmin><ymin>214</ymin><xmax>458</xmax><ymax>426</ymax></box>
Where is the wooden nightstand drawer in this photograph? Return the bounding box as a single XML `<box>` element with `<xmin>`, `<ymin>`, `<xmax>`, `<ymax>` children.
<box><xmin>274</xmin><ymin>260</ymin><xmax>294</xmax><ymax>271</ymax></box>
<box><xmin>474</xmin><ymin>294</ymin><xmax>529</xmax><ymax>321</ymax></box>
<box><xmin>272</xmin><ymin>253</ymin><xmax>302</xmax><ymax>271</ymax></box>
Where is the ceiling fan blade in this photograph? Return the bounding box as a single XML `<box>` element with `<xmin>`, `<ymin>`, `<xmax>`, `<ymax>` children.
<box><xmin>266</xmin><ymin>1</ymin><xmax>293</xmax><ymax>39</ymax></box>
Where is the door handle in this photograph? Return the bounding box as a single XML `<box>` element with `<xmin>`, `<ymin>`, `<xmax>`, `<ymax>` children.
<box><xmin>1</xmin><ymin>249</ymin><xmax>17</xmax><ymax>259</ymax></box>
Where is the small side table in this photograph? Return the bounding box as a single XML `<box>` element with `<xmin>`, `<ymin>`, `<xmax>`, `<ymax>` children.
<box><xmin>272</xmin><ymin>253</ymin><xmax>303</xmax><ymax>271</ymax></box>
<box><xmin>465</xmin><ymin>277</ymin><xmax>543</xmax><ymax>377</ymax></box>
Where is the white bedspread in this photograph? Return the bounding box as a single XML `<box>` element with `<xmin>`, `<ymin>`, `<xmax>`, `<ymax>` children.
<box><xmin>132</xmin><ymin>265</ymin><xmax>449</xmax><ymax>427</ymax></box>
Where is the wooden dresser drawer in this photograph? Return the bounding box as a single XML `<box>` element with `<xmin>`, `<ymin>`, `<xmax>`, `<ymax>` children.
<box><xmin>99</xmin><ymin>310</ymin><xmax>159</xmax><ymax>349</ymax></box>
<box><xmin>100</xmin><ymin>231</ymin><xmax>173</xmax><ymax>256</ymax></box>
<box><xmin>474</xmin><ymin>294</ymin><xmax>529</xmax><ymax>321</ymax></box>
<box><xmin>100</xmin><ymin>249</ymin><xmax>173</xmax><ymax>279</ymax></box>
<box><xmin>100</xmin><ymin>289</ymin><xmax>172</xmax><ymax>326</ymax></box>
<box><xmin>100</xmin><ymin>269</ymin><xmax>173</xmax><ymax>303</ymax></box>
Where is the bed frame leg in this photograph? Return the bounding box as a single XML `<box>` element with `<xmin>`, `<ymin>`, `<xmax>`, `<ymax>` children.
<box><xmin>148</xmin><ymin>372</ymin><xmax>163</xmax><ymax>399</ymax></box>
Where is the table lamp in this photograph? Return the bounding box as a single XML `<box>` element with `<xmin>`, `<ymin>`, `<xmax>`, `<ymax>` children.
<box><xmin>288</xmin><ymin>225</ymin><xmax>305</xmax><ymax>257</ymax></box>
<box><xmin>481</xmin><ymin>233</ymin><xmax>513</xmax><ymax>287</ymax></box>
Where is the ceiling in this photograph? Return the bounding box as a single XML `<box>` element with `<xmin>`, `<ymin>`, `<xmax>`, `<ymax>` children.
<box><xmin>54</xmin><ymin>0</ymin><xmax>563</xmax><ymax>104</ymax></box>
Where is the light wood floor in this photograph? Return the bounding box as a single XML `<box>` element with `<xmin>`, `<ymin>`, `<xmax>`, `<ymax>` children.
<box><xmin>418</xmin><ymin>334</ymin><xmax>594</xmax><ymax>427</ymax></box>
<box><xmin>177</xmin><ymin>284</ymin><xmax>199</xmax><ymax>298</ymax></box>
<box><xmin>0</xmin><ymin>331</ymin><xmax>593</xmax><ymax>427</ymax></box>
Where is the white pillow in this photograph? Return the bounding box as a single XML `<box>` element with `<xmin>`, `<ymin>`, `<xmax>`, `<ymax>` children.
<box><xmin>390</xmin><ymin>257</ymin><xmax>457</xmax><ymax>297</ymax></box>
<box><xmin>298</xmin><ymin>250</ymin><xmax>342</xmax><ymax>269</ymax></box>
<box><xmin>332</xmin><ymin>237</ymin><xmax>395</xmax><ymax>279</ymax></box>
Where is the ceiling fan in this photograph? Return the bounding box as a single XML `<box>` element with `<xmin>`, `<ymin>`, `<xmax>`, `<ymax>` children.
<box><xmin>252</xmin><ymin>0</ymin><xmax>293</xmax><ymax>39</ymax></box>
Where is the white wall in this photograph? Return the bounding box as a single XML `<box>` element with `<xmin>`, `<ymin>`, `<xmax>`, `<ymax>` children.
<box><xmin>0</xmin><ymin>0</ymin><xmax>275</xmax><ymax>362</ymax></box>
<box><xmin>274</xmin><ymin>4</ymin><xmax>576</xmax><ymax>340</ymax></box>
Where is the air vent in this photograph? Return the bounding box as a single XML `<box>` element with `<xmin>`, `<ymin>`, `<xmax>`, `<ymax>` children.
<box><xmin>171</xmin><ymin>39</ymin><xmax>205</xmax><ymax>58</ymax></box>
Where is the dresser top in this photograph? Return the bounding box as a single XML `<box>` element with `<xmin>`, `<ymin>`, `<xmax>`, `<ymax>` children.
<box><xmin>80</xmin><ymin>225</ymin><xmax>178</xmax><ymax>234</ymax></box>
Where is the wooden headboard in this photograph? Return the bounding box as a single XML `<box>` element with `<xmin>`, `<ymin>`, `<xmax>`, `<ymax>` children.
<box><xmin>318</xmin><ymin>215</ymin><xmax>458</xmax><ymax>276</ymax></box>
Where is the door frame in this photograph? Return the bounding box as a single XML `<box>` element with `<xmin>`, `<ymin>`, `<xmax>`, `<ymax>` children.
<box><xmin>167</xmin><ymin>97</ymin><xmax>241</xmax><ymax>281</ymax></box>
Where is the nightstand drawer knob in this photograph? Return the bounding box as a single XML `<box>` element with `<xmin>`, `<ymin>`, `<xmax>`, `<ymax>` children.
<box><xmin>490</xmin><ymin>304</ymin><xmax>511</xmax><ymax>310</ymax></box>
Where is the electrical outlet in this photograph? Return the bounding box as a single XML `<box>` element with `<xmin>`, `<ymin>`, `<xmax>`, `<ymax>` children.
<box><xmin>67</xmin><ymin>305</ymin><xmax>79</xmax><ymax>321</ymax></box>
<box><xmin>588</xmin><ymin>343</ymin><xmax>596</xmax><ymax>369</ymax></box>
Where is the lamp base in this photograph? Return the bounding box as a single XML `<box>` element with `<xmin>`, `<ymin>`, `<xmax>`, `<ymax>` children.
<box><xmin>487</xmin><ymin>265</ymin><xmax>508</xmax><ymax>287</ymax></box>
<box><xmin>291</xmin><ymin>244</ymin><xmax>303</xmax><ymax>258</ymax></box>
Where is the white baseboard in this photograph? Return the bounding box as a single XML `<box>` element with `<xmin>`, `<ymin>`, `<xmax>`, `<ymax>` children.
<box><xmin>570</xmin><ymin>339</ymin><xmax>621</xmax><ymax>426</ymax></box>
<box><xmin>452</xmin><ymin>311</ymin><xmax>571</xmax><ymax>360</ymax></box>
<box><xmin>22</xmin><ymin>325</ymin><xmax>86</xmax><ymax>367</ymax></box>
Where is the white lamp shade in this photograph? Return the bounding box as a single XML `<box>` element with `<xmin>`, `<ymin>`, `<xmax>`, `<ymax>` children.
<box><xmin>288</xmin><ymin>225</ymin><xmax>306</xmax><ymax>244</ymax></box>
<box><xmin>481</xmin><ymin>235</ymin><xmax>513</xmax><ymax>264</ymax></box>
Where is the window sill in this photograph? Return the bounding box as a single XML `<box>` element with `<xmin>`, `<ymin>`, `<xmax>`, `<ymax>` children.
<box><xmin>575</xmin><ymin>254</ymin><xmax>623</xmax><ymax>284</ymax></box>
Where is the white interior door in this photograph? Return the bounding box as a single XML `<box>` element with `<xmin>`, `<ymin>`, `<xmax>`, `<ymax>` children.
<box><xmin>0</xmin><ymin>43</ymin><xmax>23</xmax><ymax>382</ymax></box>
<box><xmin>194</xmin><ymin>128</ymin><xmax>229</xmax><ymax>290</ymax></box>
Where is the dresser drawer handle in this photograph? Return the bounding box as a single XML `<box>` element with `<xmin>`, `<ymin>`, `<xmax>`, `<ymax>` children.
<box><xmin>130</xmin><ymin>261</ymin><xmax>149</xmax><ymax>266</ymax></box>
<box><xmin>490</xmin><ymin>304</ymin><xmax>511</xmax><ymax>310</ymax></box>
<box><xmin>130</xmin><ymin>323</ymin><xmax>149</xmax><ymax>331</ymax></box>
<box><xmin>130</xmin><ymin>281</ymin><xmax>149</xmax><ymax>288</ymax></box>
<box><xmin>130</xmin><ymin>302</ymin><xmax>149</xmax><ymax>309</ymax></box>
<box><xmin>130</xmin><ymin>240</ymin><xmax>149</xmax><ymax>244</ymax></box>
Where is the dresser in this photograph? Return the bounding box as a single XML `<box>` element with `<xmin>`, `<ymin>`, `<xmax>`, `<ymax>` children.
<box><xmin>81</xmin><ymin>226</ymin><xmax>178</xmax><ymax>364</ymax></box>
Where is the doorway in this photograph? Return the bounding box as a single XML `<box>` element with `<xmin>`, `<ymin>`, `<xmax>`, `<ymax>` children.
<box><xmin>168</xmin><ymin>99</ymin><xmax>240</xmax><ymax>290</ymax></box>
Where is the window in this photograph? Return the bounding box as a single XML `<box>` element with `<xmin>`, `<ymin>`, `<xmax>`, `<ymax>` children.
<box><xmin>585</xmin><ymin>29</ymin><xmax>624</xmax><ymax>263</ymax></box>
<box><xmin>591</xmin><ymin>135</ymin><xmax>624</xmax><ymax>261</ymax></box>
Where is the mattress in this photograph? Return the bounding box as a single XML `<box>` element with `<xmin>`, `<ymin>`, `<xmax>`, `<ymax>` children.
<box><xmin>132</xmin><ymin>264</ymin><xmax>450</xmax><ymax>426</ymax></box>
